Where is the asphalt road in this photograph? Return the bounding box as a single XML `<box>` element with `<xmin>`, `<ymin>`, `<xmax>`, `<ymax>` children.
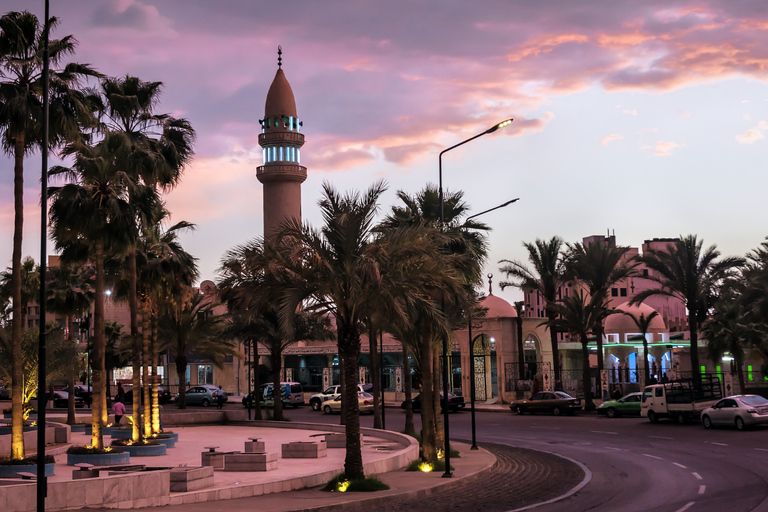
<box><xmin>265</xmin><ymin>405</ymin><xmax>768</xmax><ymax>512</ymax></box>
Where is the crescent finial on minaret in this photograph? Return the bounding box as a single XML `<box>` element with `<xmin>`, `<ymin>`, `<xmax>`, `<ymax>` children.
<box><xmin>278</xmin><ymin>45</ymin><xmax>282</xmax><ymax>68</ymax></box>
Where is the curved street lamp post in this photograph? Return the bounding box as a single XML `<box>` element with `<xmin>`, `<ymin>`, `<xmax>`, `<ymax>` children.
<box><xmin>438</xmin><ymin>118</ymin><xmax>513</xmax><ymax>476</ymax></box>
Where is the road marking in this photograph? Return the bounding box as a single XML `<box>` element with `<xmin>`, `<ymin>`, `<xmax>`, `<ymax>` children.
<box><xmin>591</xmin><ymin>430</ymin><xmax>618</xmax><ymax>435</ymax></box>
<box><xmin>673</xmin><ymin>462</ymin><xmax>687</xmax><ymax>469</ymax></box>
<box><xmin>537</xmin><ymin>427</ymin><xmax>562</xmax><ymax>430</ymax></box>
<box><xmin>676</xmin><ymin>502</ymin><xmax>696</xmax><ymax>512</ymax></box>
<box><xmin>692</xmin><ymin>472</ymin><xmax>702</xmax><ymax>480</ymax></box>
<box><xmin>698</xmin><ymin>485</ymin><xmax>706</xmax><ymax>495</ymax></box>
<box><xmin>643</xmin><ymin>454</ymin><xmax>663</xmax><ymax>460</ymax></box>
<box><xmin>649</xmin><ymin>435</ymin><xmax>674</xmax><ymax>440</ymax></box>
<box><xmin>604</xmin><ymin>446</ymin><xmax>622</xmax><ymax>451</ymax></box>
<box><xmin>711</xmin><ymin>442</ymin><xmax>728</xmax><ymax>446</ymax></box>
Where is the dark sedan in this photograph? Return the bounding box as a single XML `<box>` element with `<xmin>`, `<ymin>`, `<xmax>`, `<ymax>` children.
<box><xmin>123</xmin><ymin>386</ymin><xmax>172</xmax><ymax>404</ymax></box>
<box><xmin>33</xmin><ymin>391</ymin><xmax>85</xmax><ymax>409</ymax></box>
<box><xmin>401</xmin><ymin>392</ymin><xmax>466</xmax><ymax>412</ymax></box>
<box><xmin>509</xmin><ymin>391</ymin><xmax>581</xmax><ymax>416</ymax></box>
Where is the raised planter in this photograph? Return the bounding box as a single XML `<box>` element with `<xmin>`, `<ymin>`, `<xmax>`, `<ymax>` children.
<box><xmin>158</xmin><ymin>431</ymin><xmax>178</xmax><ymax>441</ymax></box>
<box><xmin>68</xmin><ymin>424</ymin><xmax>87</xmax><ymax>433</ymax></box>
<box><xmin>115</xmin><ymin>443</ymin><xmax>167</xmax><ymax>457</ymax></box>
<box><xmin>84</xmin><ymin>425</ymin><xmax>119</xmax><ymax>436</ymax></box>
<box><xmin>153</xmin><ymin>435</ymin><xmax>176</xmax><ymax>448</ymax></box>
<box><xmin>109</xmin><ymin>428</ymin><xmax>134</xmax><ymax>439</ymax></box>
<box><xmin>66</xmin><ymin>451</ymin><xmax>130</xmax><ymax>466</ymax></box>
<box><xmin>0</xmin><ymin>463</ymin><xmax>54</xmax><ymax>478</ymax></box>
<box><xmin>0</xmin><ymin>426</ymin><xmax>36</xmax><ymax>435</ymax></box>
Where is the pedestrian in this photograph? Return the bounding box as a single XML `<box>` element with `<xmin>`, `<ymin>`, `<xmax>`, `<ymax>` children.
<box><xmin>216</xmin><ymin>386</ymin><xmax>225</xmax><ymax>409</ymax></box>
<box><xmin>612</xmin><ymin>385</ymin><xmax>622</xmax><ymax>400</ymax></box>
<box><xmin>113</xmin><ymin>399</ymin><xmax>126</xmax><ymax>426</ymax></box>
<box><xmin>532</xmin><ymin>379</ymin><xmax>540</xmax><ymax>394</ymax></box>
<box><xmin>661</xmin><ymin>372</ymin><xmax>669</xmax><ymax>383</ymax></box>
<box><xmin>116</xmin><ymin>382</ymin><xmax>125</xmax><ymax>403</ymax></box>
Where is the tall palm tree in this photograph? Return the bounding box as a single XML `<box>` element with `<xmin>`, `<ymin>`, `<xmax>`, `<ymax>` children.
<box><xmin>622</xmin><ymin>309</ymin><xmax>660</xmax><ymax>385</ymax></box>
<box><xmin>500</xmin><ymin>237</ymin><xmax>567</xmax><ymax>386</ymax></box>
<box><xmin>547</xmin><ymin>290</ymin><xmax>614</xmax><ymax>411</ymax></box>
<box><xmin>49</xmin><ymin>136</ymin><xmax>154</xmax><ymax>449</ymax></box>
<box><xmin>158</xmin><ymin>292</ymin><xmax>237</xmax><ymax>409</ymax></box>
<box><xmin>0</xmin><ymin>11</ymin><xmax>98</xmax><ymax>458</ymax></box>
<box><xmin>702</xmin><ymin>301</ymin><xmax>760</xmax><ymax>393</ymax></box>
<box><xmin>0</xmin><ymin>257</ymin><xmax>40</xmax><ymax>330</ymax></box>
<box><xmin>46</xmin><ymin>264</ymin><xmax>94</xmax><ymax>424</ymax></box>
<box><xmin>566</xmin><ymin>241</ymin><xmax>637</xmax><ymax>387</ymax></box>
<box><xmin>631</xmin><ymin>235</ymin><xmax>743</xmax><ymax>386</ymax></box>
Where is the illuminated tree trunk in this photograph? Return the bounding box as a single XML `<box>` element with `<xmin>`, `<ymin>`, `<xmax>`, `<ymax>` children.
<box><xmin>151</xmin><ymin>303</ymin><xmax>160</xmax><ymax>434</ymax></box>
<box><xmin>91</xmin><ymin>241</ymin><xmax>106</xmax><ymax>449</ymax></box>
<box><xmin>10</xmin><ymin>136</ymin><xmax>25</xmax><ymax>459</ymax></box>
<box><xmin>142</xmin><ymin>298</ymin><xmax>151</xmax><ymax>438</ymax></box>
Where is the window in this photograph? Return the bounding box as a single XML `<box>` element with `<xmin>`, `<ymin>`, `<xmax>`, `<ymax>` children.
<box><xmin>655</xmin><ymin>388</ymin><xmax>663</xmax><ymax>397</ymax></box>
<box><xmin>643</xmin><ymin>269</ymin><xmax>648</xmax><ymax>276</ymax></box>
<box><xmin>197</xmin><ymin>365</ymin><xmax>213</xmax><ymax>385</ymax></box>
<box><xmin>620</xmin><ymin>288</ymin><xmax>627</xmax><ymax>297</ymax></box>
<box><xmin>611</xmin><ymin>288</ymin><xmax>619</xmax><ymax>297</ymax></box>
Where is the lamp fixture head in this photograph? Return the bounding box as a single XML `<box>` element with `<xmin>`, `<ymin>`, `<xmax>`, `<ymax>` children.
<box><xmin>485</xmin><ymin>118</ymin><xmax>514</xmax><ymax>134</ymax></box>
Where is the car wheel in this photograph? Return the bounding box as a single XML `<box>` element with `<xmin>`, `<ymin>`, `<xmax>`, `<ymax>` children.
<box><xmin>553</xmin><ymin>406</ymin><xmax>562</xmax><ymax>416</ymax></box>
<box><xmin>677</xmin><ymin>413</ymin><xmax>687</xmax><ymax>425</ymax></box>
<box><xmin>324</xmin><ymin>405</ymin><xmax>333</xmax><ymax>414</ymax></box>
<box><xmin>648</xmin><ymin>410</ymin><xmax>658</xmax><ymax>423</ymax></box>
<box><xmin>702</xmin><ymin>415</ymin><xmax>712</xmax><ymax>429</ymax></box>
<box><xmin>606</xmin><ymin>407</ymin><xmax>617</xmax><ymax>418</ymax></box>
<box><xmin>735</xmin><ymin>416</ymin><xmax>746</xmax><ymax>430</ymax></box>
<box><xmin>201</xmin><ymin>398</ymin><xmax>210</xmax><ymax>407</ymax></box>
<box><xmin>513</xmin><ymin>405</ymin><xmax>524</xmax><ymax>415</ymax></box>
<box><xmin>311</xmin><ymin>400</ymin><xmax>321</xmax><ymax>411</ymax></box>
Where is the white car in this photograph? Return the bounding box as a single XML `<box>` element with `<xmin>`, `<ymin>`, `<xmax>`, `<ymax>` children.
<box><xmin>309</xmin><ymin>384</ymin><xmax>372</xmax><ymax>411</ymax></box>
<box><xmin>701</xmin><ymin>395</ymin><xmax>768</xmax><ymax>430</ymax></box>
<box><xmin>323</xmin><ymin>392</ymin><xmax>374</xmax><ymax>415</ymax></box>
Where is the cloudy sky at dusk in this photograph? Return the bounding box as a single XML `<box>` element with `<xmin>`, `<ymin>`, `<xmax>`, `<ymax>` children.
<box><xmin>2</xmin><ymin>0</ymin><xmax>767</xmax><ymax>305</ymax></box>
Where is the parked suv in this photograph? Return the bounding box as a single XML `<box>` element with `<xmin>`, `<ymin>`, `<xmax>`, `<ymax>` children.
<box><xmin>309</xmin><ymin>384</ymin><xmax>372</xmax><ymax>411</ymax></box>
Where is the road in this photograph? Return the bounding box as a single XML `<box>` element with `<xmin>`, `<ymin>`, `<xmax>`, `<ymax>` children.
<box><xmin>238</xmin><ymin>403</ymin><xmax>768</xmax><ymax>512</ymax></box>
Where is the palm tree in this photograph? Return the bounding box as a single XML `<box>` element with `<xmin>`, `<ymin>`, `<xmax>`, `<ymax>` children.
<box><xmin>0</xmin><ymin>11</ymin><xmax>98</xmax><ymax>458</ymax></box>
<box><xmin>46</xmin><ymin>263</ymin><xmax>94</xmax><ymax>424</ymax></box>
<box><xmin>49</xmin><ymin>136</ymin><xmax>152</xmax><ymax>449</ymax></box>
<box><xmin>622</xmin><ymin>309</ymin><xmax>660</xmax><ymax>385</ymax></box>
<box><xmin>500</xmin><ymin>237</ymin><xmax>567</xmax><ymax>386</ymax></box>
<box><xmin>158</xmin><ymin>292</ymin><xmax>237</xmax><ymax>409</ymax></box>
<box><xmin>0</xmin><ymin>257</ymin><xmax>40</xmax><ymax>330</ymax></box>
<box><xmin>565</xmin><ymin>241</ymin><xmax>637</xmax><ymax>386</ymax></box>
<box><xmin>631</xmin><ymin>235</ymin><xmax>743</xmax><ymax>386</ymax></box>
<box><xmin>513</xmin><ymin>301</ymin><xmax>525</xmax><ymax>380</ymax></box>
<box><xmin>547</xmin><ymin>290</ymin><xmax>614</xmax><ymax>411</ymax></box>
<box><xmin>702</xmin><ymin>301</ymin><xmax>760</xmax><ymax>393</ymax></box>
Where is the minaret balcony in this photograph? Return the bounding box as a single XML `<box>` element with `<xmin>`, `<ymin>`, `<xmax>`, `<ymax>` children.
<box><xmin>259</xmin><ymin>131</ymin><xmax>305</xmax><ymax>146</ymax></box>
<box><xmin>257</xmin><ymin>164</ymin><xmax>307</xmax><ymax>183</ymax></box>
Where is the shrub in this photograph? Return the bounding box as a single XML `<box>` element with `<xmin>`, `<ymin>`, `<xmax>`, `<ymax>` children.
<box><xmin>321</xmin><ymin>473</ymin><xmax>390</xmax><ymax>492</ymax></box>
<box><xmin>0</xmin><ymin>455</ymin><xmax>54</xmax><ymax>465</ymax></box>
<box><xmin>110</xmin><ymin>439</ymin><xmax>158</xmax><ymax>447</ymax></box>
<box><xmin>66</xmin><ymin>445</ymin><xmax>125</xmax><ymax>455</ymax></box>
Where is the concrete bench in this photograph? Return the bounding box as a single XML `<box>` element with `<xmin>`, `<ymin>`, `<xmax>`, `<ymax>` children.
<box><xmin>170</xmin><ymin>466</ymin><xmax>215</xmax><ymax>492</ymax></box>
<box><xmin>223</xmin><ymin>452</ymin><xmax>278</xmax><ymax>472</ymax></box>
<box><xmin>201</xmin><ymin>450</ymin><xmax>240</xmax><ymax>469</ymax></box>
<box><xmin>323</xmin><ymin>433</ymin><xmax>364</xmax><ymax>449</ymax></box>
<box><xmin>72</xmin><ymin>463</ymin><xmax>146</xmax><ymax>479</ymax></box>
<box><xmin>244</xmin><ymin>437</ymin><xmax>266</xmax><ymax>453</ymax></box>
<box><xmin>281</xmin><ymin>441</ymin><xmax>327</xmax><ymax>459</ymax></box>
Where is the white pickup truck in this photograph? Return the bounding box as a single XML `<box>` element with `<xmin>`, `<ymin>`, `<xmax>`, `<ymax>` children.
<box><xmin>641</xmin><ymin>376</ymin><xmax>723</xmax><ymax>424</ymax></box>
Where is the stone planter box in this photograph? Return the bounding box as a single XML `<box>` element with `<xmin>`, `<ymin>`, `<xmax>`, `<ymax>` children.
<box><xmin>244</xmin><ymin>439</ymin><xmax>266</xmax><ymax>453</ymax></box>
<box><xmin>157</xmin><ymin>431</ymin><xmax>178</xmax><ymax>441</ymax></box>
<box><xmin>170</xmin><ymin>466</ymin><xmax>214</xmax><ymax>492</ymax></box>
<box><xmin>0</xmin><ymin>463</ymin><xmax>54</xmax><ymax>478</ymax></box>
<box><xmin>224</xmin><ymin>452</ymin><xmax>278</xmax><ymax>472</ymax></box>
<box><xmin>66</xmin><ymin>451</ymin><xmax>130</xmax><ymax>466</ymax></box>
<box><xmin>114</xmin><ymin>443</ymin><xmax>167</xmax><ymax>457</ymax></box>
<box><xmin>281</xmin><ymin>441</ymin><xmax>327</xmax><ymax>459</ymax></box>
<box><xmin>84</xmin><ymin>425</ymin><xmax>119</xmax><ymax>436</ymax></box>
<box><xmin>324</xmin><ymin>433</ymin><xmax>363</xmax><ymax>449</ymax></box>
<box><xmin>68</xmin><ymin>424</ymin><xmax>87</xmax><ymax>433</ymax></box>
<box><xmin>153</xmin><ymin>436</ymin><xmax>176</xmax><ymax>448</ymax></box>
<box><xmin>109</xmin><ymin>428</ymin><xmax>134</xmax><ymax>439</ymax></box>
<box><xmin>0</xmin><ymin>426</ymin><xmax>36</xmax><ymax>435</ymax></box>
<box><xmin>201</xmin><ymin>450</ymin><xmax>239</xmax><ymax>469</ymax></box>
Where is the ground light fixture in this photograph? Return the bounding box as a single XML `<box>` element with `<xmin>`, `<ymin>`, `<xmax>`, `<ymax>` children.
<box><xmin>438</xmin><ymin>117</ymin><xmax>514</xmax><ymax>477</ymax></box>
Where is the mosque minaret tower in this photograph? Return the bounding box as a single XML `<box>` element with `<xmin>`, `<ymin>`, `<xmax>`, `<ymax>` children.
<box><xmin>257</xmin><ymin>46</ymin><xmax>307</xmax><ymax>239</ymax></box>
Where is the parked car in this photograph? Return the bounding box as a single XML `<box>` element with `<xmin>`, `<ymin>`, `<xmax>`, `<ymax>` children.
<box><xmin>597</xmin><ymin>392</ymin><xmax>643</xmax><ymax>417</ymax></box>
<box><xmin>701</xmin><ymin>395</ymin><xmax>768</xmax><ymax>430</ymax></box>
<box><xmin>125</xmin><ymin>385</ymin><xmax>172</xmax><ymax>404</ymax></box>
<box><xmin>323</xmin><ymin>392</ymin><xmax>374</xmax><ymax>414</ymax></box>
<box><xmin>509</xmin><ymin>391</ymin><xmax>582</xmax><ymax>416</ymax></box>
<box><xmin>0</xmin><ymin>385</ymin><xmax>10</xmax><ymax>400</ymax></box>
<box><xmin>32</xmin><ymin>391</ymin><xmax>85</xmax><ymax>409</ymax></box>
<box><xmin>73</xmin><ymin>385</ymin><xmax>92</xmax><ymax>405</ymax></box>
<box><xmin>309</xmin><ymin>384</ymin><xmax>372</xmax><ymax>411</ymax></box>
<box><xmin>401</xmin><ymin>391</ymin><xmax>466</xmax><ymax>412</ymax></box>
<box><xmin>173</xmin><ymin>385</ymin><xmax>226</xmax><ymax>407</ymax></box>
<box><xmin>242</xmin><ymin>382</ymin><xmax>304</xmax><ymax>408</ymax></box>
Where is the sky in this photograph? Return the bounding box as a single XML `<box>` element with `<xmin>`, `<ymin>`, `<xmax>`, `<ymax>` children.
<box><xmin>1</xmin><ymin>0</ymin><xmax>767</xmax><ymax>306</ymax></box>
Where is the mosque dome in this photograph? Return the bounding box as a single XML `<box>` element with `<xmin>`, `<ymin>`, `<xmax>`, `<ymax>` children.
<box><xmin>480</xmin><ymin>294</ymin><xmax>517</xmax><ymax>319</ymax></box>
<box><xmin>605</xmin><ymin>302</ymin><xmax>666</xmax><ymax>333</ymax></box>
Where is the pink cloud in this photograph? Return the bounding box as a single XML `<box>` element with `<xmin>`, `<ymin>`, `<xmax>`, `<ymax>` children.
<box><xmin>600</xmin><ymin>134</ymin><xmax>624</xmax><ymax>146</ymax></box>
<box><xmin>653</xmin><ymin>141</ymin><xmax>682</xmax><ymax>156</ymax></box>
<box><xmin>736</xmin><ymin>128</ymin><xmax>765</xmax><ymax>144</ymax></box>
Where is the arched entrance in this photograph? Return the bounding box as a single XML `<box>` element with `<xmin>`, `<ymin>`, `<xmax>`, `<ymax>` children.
<box><xmin>472</xmin><ymin>334</ymin><xmax>490</xmax><ymax>400</ymax></box>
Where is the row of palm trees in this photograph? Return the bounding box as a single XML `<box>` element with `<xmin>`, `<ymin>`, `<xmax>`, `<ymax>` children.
<box><xmin>0</xmin><ymin>10</ymin><xmax>202</xmax><ymax>458</ymax></box>
<box><xmin>499</xmin><ymin>234</ymin><xmax>764</xmax><ymax>409</ymax></box>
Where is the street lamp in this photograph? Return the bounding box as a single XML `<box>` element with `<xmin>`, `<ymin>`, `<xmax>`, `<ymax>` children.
<box><xmin>438</xmin><ymin>118</ymin><xmax>514</xmax><ymax>477</ymax></box>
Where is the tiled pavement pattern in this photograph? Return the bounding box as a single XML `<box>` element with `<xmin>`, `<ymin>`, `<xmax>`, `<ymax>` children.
<box><xmin>340</xmin><ymin>444</ymin><xmax>584</xmax><ymax>512</ymax></box>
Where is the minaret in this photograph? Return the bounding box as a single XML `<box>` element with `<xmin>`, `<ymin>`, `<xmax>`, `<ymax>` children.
<box><xmin>257</xmin><ymin>46</ymin><xmax>307</xmax><ymax>239</ymax></box>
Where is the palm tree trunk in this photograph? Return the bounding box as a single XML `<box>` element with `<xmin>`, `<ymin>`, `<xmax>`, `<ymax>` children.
<box><xmin>129</xmin><ymin>250</ymin><xmax>142</xmax><ymax>441</ymax></box>
<box><xmin>339</xmin><ymin>331</ymin><xmax>364</xmax><ymax>480</ymax></box>
<box><xmin>271</xmin><ymin>348</ymin><xmax>284</xmax><ymax>421</ymax></box>
<box><xmin>581</xmin><ymin>335</ymin><xmax>594</xmax><ymax>411</ymax></box>
<box><xmin>176</xmin><ymin>357</ymin><xmax>187</xmax><ymax>409</ymax></box>
<box><xmin>91</xmin><ymin>241</ymin><xmax>106</xmax><ymax>449</ymax></box>
<box><xmin>339</xmin><ymin>352</ymin><xmax>346</xmax><ymax>426</ymax></box>
<box><xmin>402</xmin><ymin>345</ymin><xmax>416</xmax><ymax>437</ymax></box>
<box><xmin>10</xmin><ymin>137</ymin><xmax>25</xmax><ymax>460</ymax></box>
<box><xmin>67</xmin><ymin>315</ymin><xmax>77</xmax><ymax>425</ymax></box>
<box><xmin>367</xmin><ymin>320</ymin><xmax>382</xmax><ymax>429</ymax></box>
<box><xmin>547</xmin><ymin>308</ymin><xmax>561</xmax><ymax>388</ymax></box>
<box><xmin>142</xmin><ymin>299</ymin><xmax>151</xmax><ymax>437</ymax></box>
<box><xmin>516</xmin><ymin>318</ymin><xmax>525</xmax><ymax>380</ymax></box>
<box><xmin>433</xmin><ymin>344</ymin><xmax>443</xmax><ymax>451</ymax></box>
<box><xmin>689</xmin><ymin>312</ymin><xmax>701</xmax><ymax>387</ymax></box>
<box><xmin>594</xmin><ymin>324</ymin><xmax>605</xmax><ymax>396</ymax></box>
<box><xmin>150</xmin><ymin>303</ymin><xmax>160</xmax><ymax>434</ymax></box>
<box><xmin>420</xmin><ymin>322</ymin><xmax>436</xmax><ymax>462</ymax></box>
<box><xmin>736</xmin><ymin>357</ymin><xmax>746</xmax><ymax>394</ymax></box>
<box><xmin>252</xmin><ymin>344</ymin><xmax>262</xmax><ymax>420</ymax></box>
<box><xmin>643</xmin><ymin>333</ymin><xmax>650</xmax><ymax>384</ymax></box>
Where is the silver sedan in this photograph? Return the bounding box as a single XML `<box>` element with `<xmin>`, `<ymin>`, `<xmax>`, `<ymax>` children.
<box><xmin>701</xmin><ymin>395</ymin><xmax>768</xmax><ymax>430</ymax></box>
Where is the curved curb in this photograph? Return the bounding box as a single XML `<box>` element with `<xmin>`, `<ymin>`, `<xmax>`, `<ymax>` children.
<box><xmin>503</xmin><ymin>446</ymin><xmax>592</xmax><ymax>512</ymax></box>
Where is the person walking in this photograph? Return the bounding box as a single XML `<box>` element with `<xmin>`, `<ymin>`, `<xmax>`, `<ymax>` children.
<box><xmin>113</xmin><ymin>399</ymin><xmax>126</xmax><ymax>426</ymax></box>
<box><xmin>216</xmin><ymin>386</ymin><xmax>226</xmax><ymax>409</ymax></box>
<box><xmin>116</xmin><ymin>382</ymin><xmax>125</xmax><ymax>403</ymax></box>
